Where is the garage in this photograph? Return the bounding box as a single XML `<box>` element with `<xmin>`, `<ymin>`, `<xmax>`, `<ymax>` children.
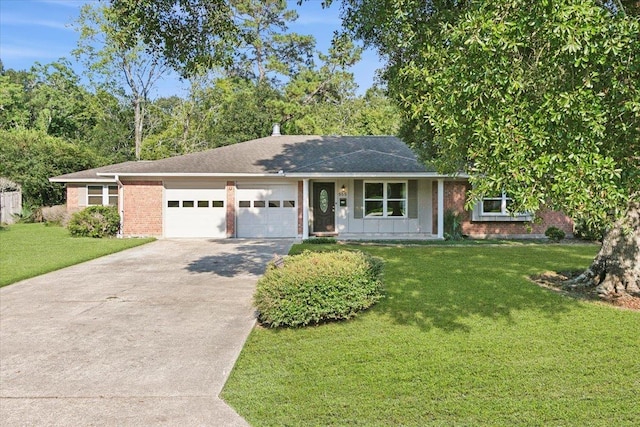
<box><xmin>236</xmin><ymin>182</ymin><xmax>298</xmax><ymax>238</ymax></box>
<box><xmin>164</xmin><ymin>181</ymin><xmax>227</xmax><ymax>238</ymax></box>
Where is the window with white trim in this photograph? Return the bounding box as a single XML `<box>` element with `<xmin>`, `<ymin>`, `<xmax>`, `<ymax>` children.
<box><xmin>472</xmin><ymin>193</ymin><xmax>532</xmax><ymax>222</ymax></box>
<box><xmin>87</xmin><ymin>185</ymin><xmax>118</xmax><ymax>206</ymax></box>
<box><xmin>364</xmin><ymin>181</ymin><xmax>407</xmax><ymax>217</ymax></box>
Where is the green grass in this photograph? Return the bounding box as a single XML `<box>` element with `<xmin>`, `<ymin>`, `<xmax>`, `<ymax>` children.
<box><xmin>222</xmin><ymin>243</ymin><xmax>640</xmax><ymax>426</ymax></box>
<box><xmin>0</xmin><ymin>223</ymin><xmax>154</xmax><ymax>287</ymax></box>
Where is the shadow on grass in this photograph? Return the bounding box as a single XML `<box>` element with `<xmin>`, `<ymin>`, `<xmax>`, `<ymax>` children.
<box><xmin>184</xmin><ymin>239</ymin><xmax>293</xmax><ymax>277</ymax></box>
<box><xmin>364</xmin><ymin>245</ymin><xmax>597</xmax><ymax>332</ymax></box>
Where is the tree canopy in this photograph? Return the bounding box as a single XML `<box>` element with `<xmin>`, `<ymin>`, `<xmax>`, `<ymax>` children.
<box><xmin>342</xmin><ymin>0</ymin><xmax>639</xmax><ymax>231</ymax></box>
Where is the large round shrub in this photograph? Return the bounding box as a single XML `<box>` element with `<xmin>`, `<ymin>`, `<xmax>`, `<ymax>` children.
<box><xmin>68</xmin><ymin>205</ymin><xmax>120</xmax><ymax>238</ymax></box>
<box><xmin>254</xmin><ymin>250</ymin><xmax>384</xmax><ymax>328</ymax></box>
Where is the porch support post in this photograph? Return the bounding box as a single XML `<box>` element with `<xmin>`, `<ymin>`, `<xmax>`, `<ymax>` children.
<box><xmin>302</xmin><ymin>179</ymin><xmax>310</xmax><ymax>239</ymax></box>
<box><xmin>437</xmin><ymin>179</ymin><xmax>444</xmax><ymax>239</ymax></box>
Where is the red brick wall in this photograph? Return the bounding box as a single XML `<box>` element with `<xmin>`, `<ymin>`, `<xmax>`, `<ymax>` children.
<box><xmin>122</xmin><ymin>181</ymin><xmax>163</xmax><ymax>237</ymax></box>
<box><xmin>66</xmin><ymin>184</ymin><xmax>81</xmax><ymax>212</ymax></box>
<box><xmin>436</xmin><ymin>180</ymin><xmax>573</xmax><ymax>238</ymax></box>
<box><xmin>226</xmin><ymin>181</ymin><xmax>236</xmax><ymax>238</ymax></box>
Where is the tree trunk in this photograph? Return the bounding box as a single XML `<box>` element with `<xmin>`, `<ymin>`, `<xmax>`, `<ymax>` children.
<box><xmin>133</xmin><ymin>97</ymin><xmax>142</xmax><ymax>160</ymax></box>
<box><xmin>571</xmin><ymin>198</ymin><xmax>640</xmax><ymax>296</ymax></box>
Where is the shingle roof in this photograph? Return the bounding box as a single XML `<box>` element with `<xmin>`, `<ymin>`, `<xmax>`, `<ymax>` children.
<box><xmin>49</xmin><ymin>161</ymin><xmax>148</xmax><ymax>182</ymax></box>
<box><xmin>51</xmin><ymin>135</ymin><xmax>437</xmax><ymax>181</ymax></box>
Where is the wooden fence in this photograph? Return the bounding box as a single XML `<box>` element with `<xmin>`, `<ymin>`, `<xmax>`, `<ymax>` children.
<box><xmin>0</xmin><ymin>191</ymin><xmax>22</xmax><ymax>224</ymax></box>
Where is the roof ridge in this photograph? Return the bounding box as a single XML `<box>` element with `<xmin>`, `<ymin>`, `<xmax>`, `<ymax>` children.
<box><xmin>288</xmin><ymin>149</ymin><xmax>367</xmax><ymax>172</ymax></box>
<box><xmin>363</xmin><ymin>149</ymin><xmax>419</xmax><ymax>162</ymax></box>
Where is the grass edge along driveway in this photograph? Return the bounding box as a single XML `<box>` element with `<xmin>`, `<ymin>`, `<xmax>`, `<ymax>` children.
<box><xmin>0</xmin><ymin>223</ymin><xmax>154</xmax><ymax>287</ymax></box>
<box><xmin>222</xmin><ymin>243</ymin><xmax>640</xmax><ymax>427</ymax></box>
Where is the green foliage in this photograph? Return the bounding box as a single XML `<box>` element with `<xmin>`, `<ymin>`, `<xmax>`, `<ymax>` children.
<box><xmin>254</xmin><ymin>250</ymin><xmax>384</xmax><ymax>327</ymax></box>
<box><xmin>11</xmin><ymin>205</ymin><xmax>35</xmax><ymax>224</ymax></box>
<box><xmin>67</xmin><ymin>206</ymin><xmax>120</xmax><ymax>238</ymax></box>
<box><xmin>344</xmin><ymin>0</ymin><xmax>640</xmax><ymax>230</ymax></box>
<box><xmin>443</xmin><ymin>209</ymin><xmax>463</xmax><ymax>241</ymax></box>
<box><xmin>302</xmin><ymin>237</ymin><xmax>338</xmax><ymax>244</ymax></box>
<box><xmin>574</xmin><ymin>218</ymin><xmax>606</xmax><ymax>242</ymax></box>
<box><xmin>0</xmin><ymin>129</ymin><xmax>98</xmax><ymax>206</ymax></box>
<box><xmin>109</xmin><ymin>0</ymin><xmax>240</xmax><ymax>77</ymax></box>
<box><xmin>545</xmin><ymin>226</ymin><xmax>566</xmax><ymax>242</ymax></box>
<box><xmin>74</xmin><ymin>3</ymin><xmax>170</xmax><ymax>160</ymax></box>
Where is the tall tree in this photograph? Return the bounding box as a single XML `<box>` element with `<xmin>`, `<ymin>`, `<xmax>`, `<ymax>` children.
<box><xmin>277</xmin><ymin>32</ymin><xmax>362</xmax><ymax>129</ymax></box>
<box><xmin>74</xmin><ymin>3</ymin><xmax>169</xmax><ymax>160</ymax></box>
<box><xmin>342</xmin><ymin>0</ymin><xmax>640</xmax><ymax>295</ymax></box>
<box><xmin>229</xmin><ymin>0</ymin><xmax>315</xmax><ymax>84</ymax></box>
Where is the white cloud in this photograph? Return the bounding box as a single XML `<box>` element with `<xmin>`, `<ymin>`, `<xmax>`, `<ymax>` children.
<box><xmin>0</xmin><ymin>14</ymin><xmax>72</xmax><ymax>31</ymax></box>
<box><xmin>37</xmin><ymin>0</ymin><xmax>86</xmax><ymax>8</ymax></box>
<box><xmin>0</xmin><ymin>45</ymin><xmax>66</xmax><ymax>60</ymax></box>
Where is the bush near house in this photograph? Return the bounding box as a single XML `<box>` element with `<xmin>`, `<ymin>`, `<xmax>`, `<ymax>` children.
<box><xmin>67</xmin><ymin>205</ymin><xmax>120</xmax><ymax>238</ymax></box>
<box><xmin>254</xmin><ymin>250</ymin><xmax>384</xmax><ymax>327</ymax></box>
<box><xmin>545</xmin><ymin>226</ymin><xmax>566</xmax><ymax>242</ymax></box>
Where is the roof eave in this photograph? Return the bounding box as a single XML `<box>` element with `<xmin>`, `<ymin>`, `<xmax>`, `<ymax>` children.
<box><xmin>49</xmin><ymin>177</ymin><xmax>118</xmax><ymax>183</ymax></box>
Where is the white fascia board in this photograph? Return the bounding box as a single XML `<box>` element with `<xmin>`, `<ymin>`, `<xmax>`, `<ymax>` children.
<box><xmin>49</xmin><ymin>177</ymin><xmax>117</xmax><ymax>183</ymax></box>
<box><xmin>96</xmin><ymin>172</ymin><xmax>282</xmax><ymax>178</ymax></box>
<box><xmin>96</xmin><ymin>172</ymin><xmax>470</xmax><ymax>180</ymax></box>
<box><xmin>285</xmin><ymin>172</ymin><xmax>469</xmax><ymax>179</ymax></box>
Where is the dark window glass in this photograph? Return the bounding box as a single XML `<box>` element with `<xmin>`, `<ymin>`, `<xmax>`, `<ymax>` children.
<box><xmin>365</xmin><ymin>200</ymin><xmax>384</xmax><ymax>216</ymax></box>
<box><xmin>387</xmin><ymin>183</ymin><xmax>406</xmax><ymax>199</ymax></box>
<box><xmin>364</xmin><ymin>182</ymin><xmax>383</xmax><ymax>199</ymax></box>
<box><xmin>482</xmin><ymin>199</ymin><xmax>502</xmax><ymax>213</ymax></box>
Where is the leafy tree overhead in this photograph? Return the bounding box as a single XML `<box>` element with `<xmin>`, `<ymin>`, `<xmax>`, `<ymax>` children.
<box><xmin>341</xmin><ymin>0</ymin><xmax>640</xmax><ymax>295</ymax></box>
<box><xmin>109</xmin><ymin>0</ymin><xmax>240</xmax><ymax>76</ymax></box>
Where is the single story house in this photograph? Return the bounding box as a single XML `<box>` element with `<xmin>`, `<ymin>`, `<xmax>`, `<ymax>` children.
<box><xmin>50</xmin><ymin>132</ymin><xmax>572</xmax><ymax>239</ymax></box>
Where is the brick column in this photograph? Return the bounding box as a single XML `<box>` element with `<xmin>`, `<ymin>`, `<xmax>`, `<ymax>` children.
<box><xmin>226</xmin><ymin>181</ymin><xmax>236</xmax><ymax>238</ymax></box>
<box><xmin>122</xmin><ymin>181</ymin><xmax>163</xmax><ymax>237</ymax></box>
<box><xmin>66</xmin><ymin>184</ymin><xmax>80</xmax><ymax>213</ymax></box>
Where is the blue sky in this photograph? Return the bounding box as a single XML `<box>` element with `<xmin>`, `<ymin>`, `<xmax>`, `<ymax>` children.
<box><xmin>0</xmin><ymin>0</ymin><xmax>382</xmax><ymax>97</ymax></box>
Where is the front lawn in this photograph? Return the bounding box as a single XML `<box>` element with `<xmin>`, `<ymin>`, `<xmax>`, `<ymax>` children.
<box><xmin>222</xmin><ymin>243</ymin><xmax>640</xmax><ymax>426</ymax></box>
<box><xmin>0</xmin><ymin>223</ymin><xmax>154</xmax><ymax>287</ymax></box>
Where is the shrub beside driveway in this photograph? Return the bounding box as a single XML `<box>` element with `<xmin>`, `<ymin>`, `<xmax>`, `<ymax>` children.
<box><xmin>0</xmin><ymin>223</ymin><xmax>154</xmax><ymax>287</ymax></box>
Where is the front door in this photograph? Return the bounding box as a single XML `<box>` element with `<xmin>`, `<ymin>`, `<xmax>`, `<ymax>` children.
<box><xmin>313</xmin><ymin>182</ymin><xmax>335</xmax><ymax>232</ymax></box>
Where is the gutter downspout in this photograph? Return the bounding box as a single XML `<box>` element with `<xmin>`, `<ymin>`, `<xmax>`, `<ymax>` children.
<box><xmin>437</xmin><ymin>179</ymin><xmax>444</xmax><ymax>239</ymax></box>
<box><xmin>115</xmin><ymin>174</ymin><xmax>124</xmax><ymax>238</ymax></box>
<box><xmin>302</xmin><ymin>179</ymin><xmax>310</xmax><ymax>239</ymax></box>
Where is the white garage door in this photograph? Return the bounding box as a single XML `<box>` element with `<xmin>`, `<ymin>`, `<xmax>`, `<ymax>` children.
<box><xmin>236</xmin><ymin>183</ymin><xmax>298</xmax><ymax>238</ymax></box>
<box><xmin>164</xmin><ymin>182</ymin><xmax>226</xmax><ymax>238</ymax></box>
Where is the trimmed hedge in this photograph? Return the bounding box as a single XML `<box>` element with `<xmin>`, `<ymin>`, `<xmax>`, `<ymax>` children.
<box><xmin>254</xmin><ymin>250</ymin><xmax>384</xmax><ymax>328</ymax></box>
<box><xmin>68</xmin><ymin>206</ymin><xmax>120</xmax><ymax>238</ymax></box>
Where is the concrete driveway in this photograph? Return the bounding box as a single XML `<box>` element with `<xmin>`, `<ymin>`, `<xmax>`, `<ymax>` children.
<box><xmin>0</xmin><ymin>239</ymin><xmax>293</xmax><ymax>426</ymax></box>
